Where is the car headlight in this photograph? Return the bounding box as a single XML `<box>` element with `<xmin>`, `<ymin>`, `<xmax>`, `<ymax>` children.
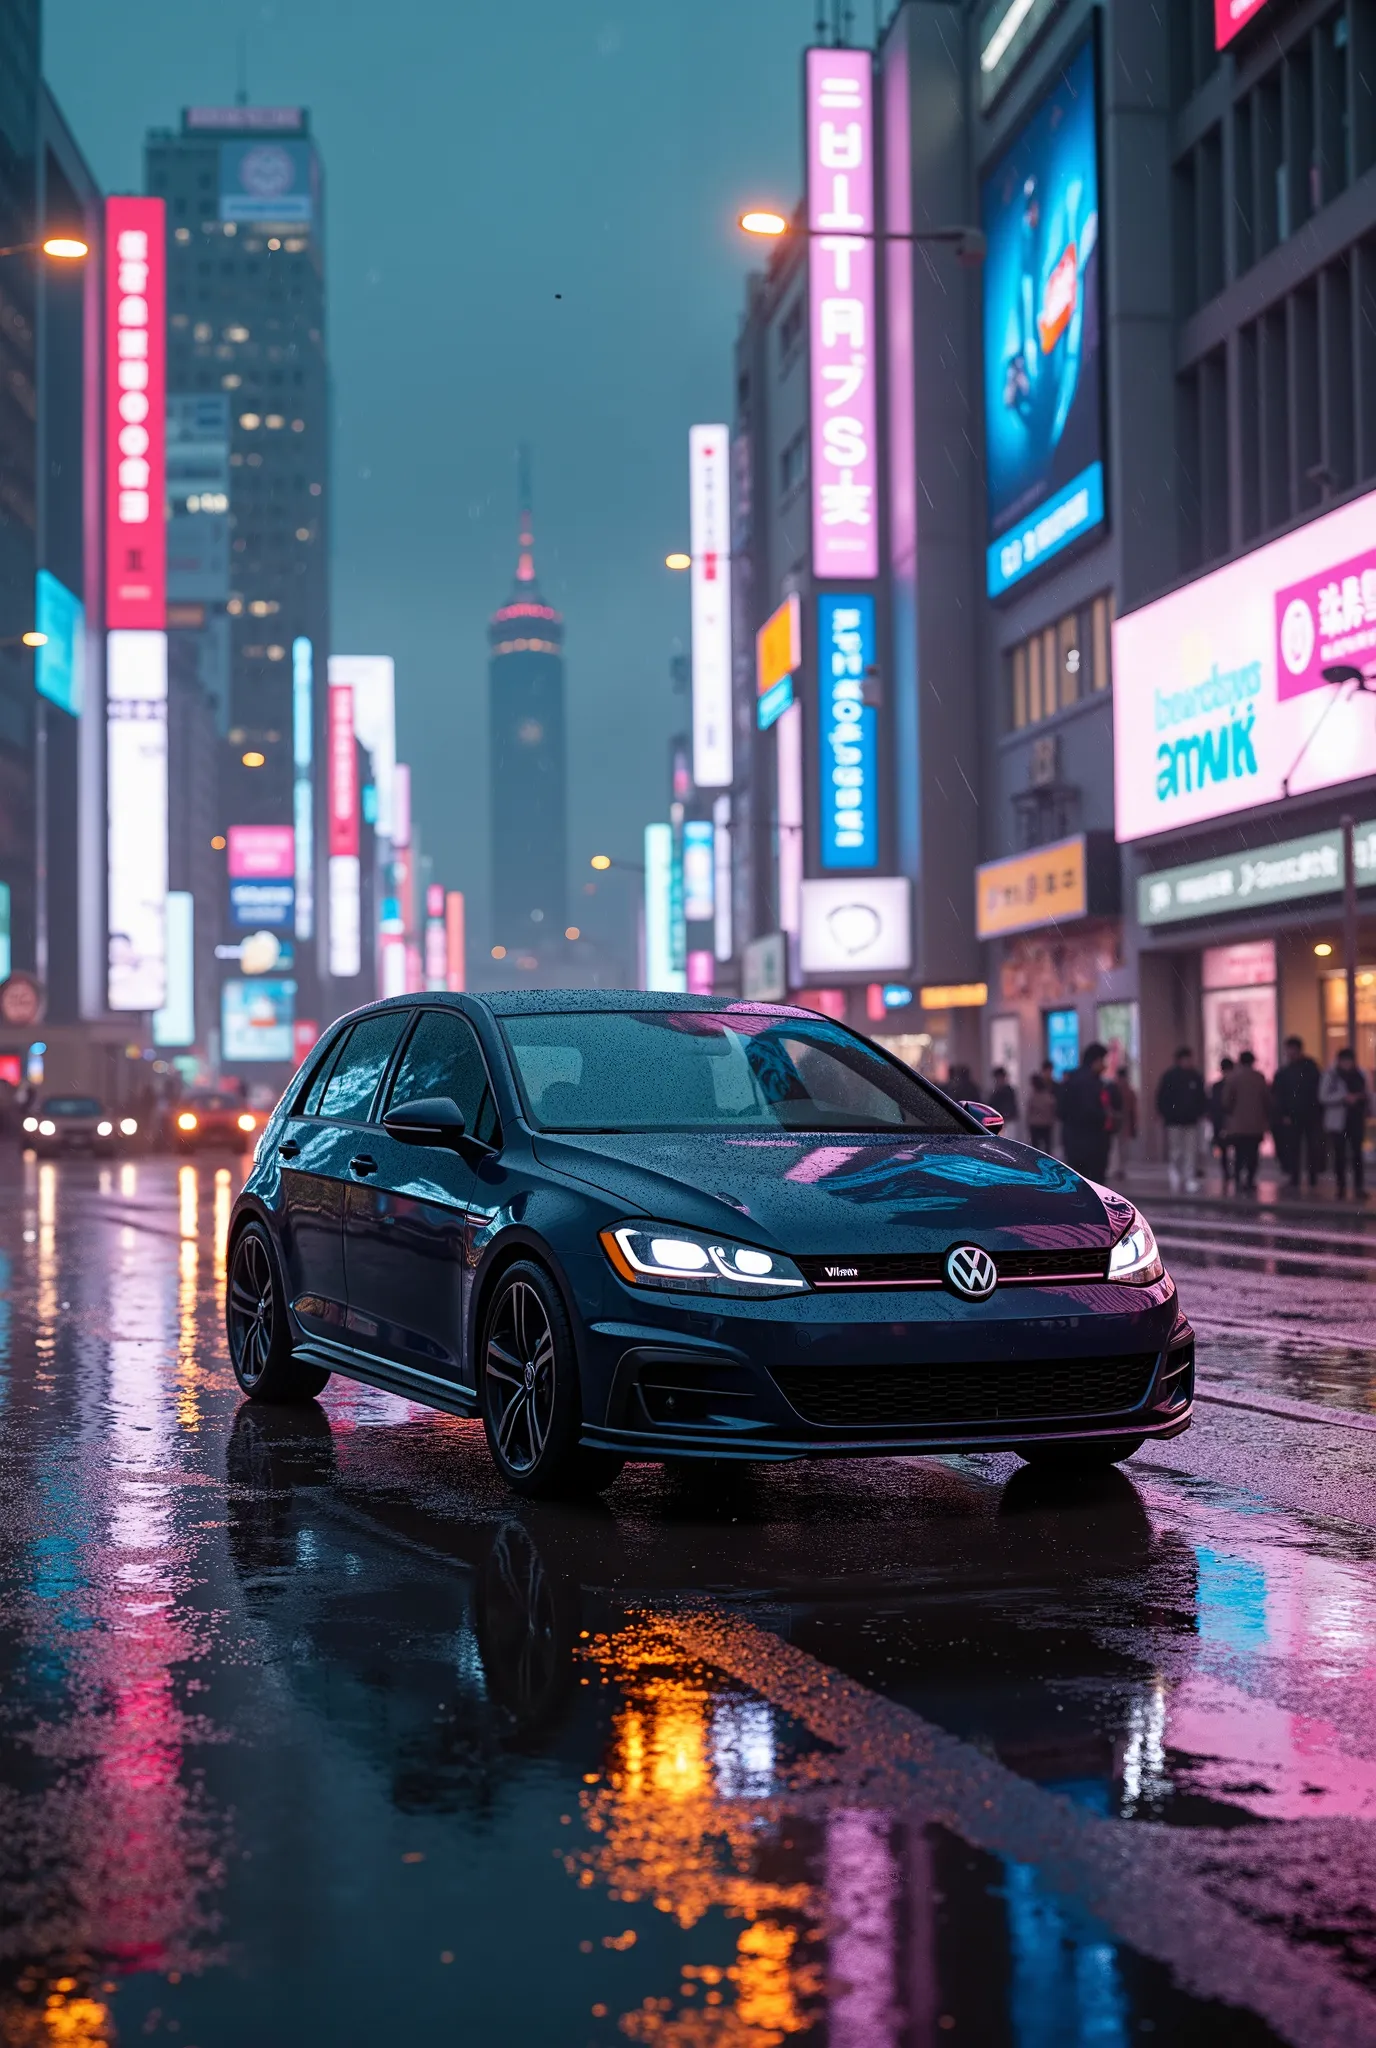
<box><xmin>1108</xmin><ymin>1210</ymin><xmax>1164</xmax><ymax>1285</ymax></box>
<box><xmin>177</xmin><ymin>1112</ymin><xmax>197</xmax><ymax>1131</ymax></box>
<box><xmin>37</xmin><ymin>1120</ymin><xmax>55</xmax><ymax>1137</ymax></box>
<box><xmin>97</xmin><ymin>1121</ymin><xmax>113</xmax><ymax>1136</ymax></box>
<box><xmin>599</xmin><ymin>1222</ymin><xmax>808</xmax><ymax>1297</ymax></box>
<box><xmin>21</xmin><ymin>1117</ymin><xmax>36</xmax><ymax>1133</ymax></box>
<box><xmin>120</xmin><ymin>1117</ymin><xmax>138</xmax><ymax>1136</ymax></box>
<box><xmin>237</xmin><ymin>1112</ymin><xmax>256</xmax><ymax>1132</ymax></box>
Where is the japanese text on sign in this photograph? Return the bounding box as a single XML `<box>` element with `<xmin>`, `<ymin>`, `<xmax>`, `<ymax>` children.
<box><xmin>807</xmin><ymin>48</ymin><xmax>878</xmax><ymax>581</ymax></box>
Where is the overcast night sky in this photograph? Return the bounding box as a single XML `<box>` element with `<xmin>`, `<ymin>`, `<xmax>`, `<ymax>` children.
<box><xmin>45</xmin><ymin>0</ymin><xmax>820</xmax><ymax>965</ymax></box>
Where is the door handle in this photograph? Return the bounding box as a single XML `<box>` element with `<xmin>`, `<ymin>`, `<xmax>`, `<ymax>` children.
<box><xmin>350</xmin><ymin>1154</ymin><xmax>378</xmax><ymax>1177</ymax></box>
<box><xmin>278</xmin><ymin>1138</ymin><xmax>301</xmax><ymax>1159</ymax></box>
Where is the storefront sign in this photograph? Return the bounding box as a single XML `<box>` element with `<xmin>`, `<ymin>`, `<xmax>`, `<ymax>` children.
<box><xmin>1115</xmin><ymin>483</ymin><xmax>1376</xmax><ymax>841</ymax></box>
<box><xmin>1139</xmin><ymin>821</ymin><xmax>1376</xmax><ymax>927</ymax></box>
<box><xmin>976</xmin><ymin>834</ymin><xmax>1088</xmax><ymax>938</ymax></box>
<box><xmin>1215</xmin><ymin>0</ymin><xmax>1269</xmax><ymax>48</ymax></box>
<box><xmin>818</xmin><ymin>593</ymin><xmax>877</xmax><ymax>868</ymax></box>
<box><xmin>756</xmin><ymin>594</ymin><xmax>801</xmax><ymax>696</ymax></box>
<box><xmin>807</xmin><ymin>46</ymin><xmax>878</xmax><ymax>581</ymax></box>
<box><xmin>800</xmin><ymin>876</ymin><xmax>911</xmax><ymax>976</ymax></box>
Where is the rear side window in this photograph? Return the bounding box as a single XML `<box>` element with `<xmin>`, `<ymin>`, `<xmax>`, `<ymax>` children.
<box><xmin>318</xmin><ymin>1011</ymin><xmax>408</xmax><ymax>1123</ymax></box>
<box><xmin>298</xmin><ymin>1035</ymin><xmax>345</xmax><ymax>1117</ymax></box>
<box><xmin>385</xmin><ymin>1009</ymin><xmax>500</xmax><ymax>1146</ymax></box>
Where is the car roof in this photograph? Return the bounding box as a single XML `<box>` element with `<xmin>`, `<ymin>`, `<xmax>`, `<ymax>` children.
<box><xmin>470</xmin><ymin>990</ymin><xmax>817</xmax><ymax>1020</ymax></box>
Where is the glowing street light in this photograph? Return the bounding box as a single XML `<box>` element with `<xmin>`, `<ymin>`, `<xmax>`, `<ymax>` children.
<box><xmin>590</xmin><ymin>854</ymin><xmax>612</xmax><ymax>871</ymax></box>
<box><xmin>665</xmin><ymin>551</ymin><xmax>691</xmax><ymax>571</ymax></box>
<box><xmin>41</xmin><ymin>237</ymin><xmax>89</xmax><ymax>260</ymax></box>
<box><xmin>21</xmin><ymin>632</ymin><xmax>46</xmax><ymax>647</ymax></box>
<box><xmin>739</xmin><ymin>210</ymin><xmax>789</xmax><ymax>238</ymax></box>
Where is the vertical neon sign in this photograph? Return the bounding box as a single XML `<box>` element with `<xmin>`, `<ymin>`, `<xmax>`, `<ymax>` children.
<box><xmin>292</xmin><ymin>636</ymin><xmax>313</xmax><ymax>940</ymax></box>
<box><xmin>689</xmin><ymin>425</ymin><xmax>733</xmax><ymax>788</ymax></box>
<box><xmin>818</xmin><ymin>593</ymin><xmax>877</xmax><ymax>869</ymax></box>
<box><xmin>327</xmin><ymin>681</ymin><xmax>360</xmax><ymax>977</ymax></box>
<box><xmin>105</xmin><ymin>197</ymin><xmax>165</xmax><ymax>627</ymax></box>
<box><xmin>807</xmin><ymin>48</ymin><xmax>878</xmax><ymax>582</ymax></box>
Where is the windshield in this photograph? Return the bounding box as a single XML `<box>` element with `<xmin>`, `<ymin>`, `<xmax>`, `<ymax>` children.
<box><xmin>41</xmin><ymin>1097</ymin><xmax>102</xmax><ymax>1118</ymax></box>
<box><xmin>499</xmin><ymin>1010</ymin><xmax>969</xmax><ymax>1135</ymax></box>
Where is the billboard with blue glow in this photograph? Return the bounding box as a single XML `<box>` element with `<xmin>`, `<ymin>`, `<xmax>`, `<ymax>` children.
<box><xmin>982</xmin><ymin>34</ymin><xmax>1103</xmax><ymax>598</ymax></box>
<box><xmin>818</xmin><ymin>594</ymin><xmax>877</xmax><ymax>870</ymax></box>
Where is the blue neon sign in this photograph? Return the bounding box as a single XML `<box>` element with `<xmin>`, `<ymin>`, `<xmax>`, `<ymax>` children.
<box><xmin>818</xmin><ymin>593</ymin><xmax>877</xmax><ymax>870</ymax></box>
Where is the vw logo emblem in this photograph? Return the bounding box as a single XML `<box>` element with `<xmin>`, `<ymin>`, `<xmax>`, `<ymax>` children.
<box><xmin>944</xmin><ymin>1243</ymin><xmax>998</xmax><ymax>1302</ymax></box>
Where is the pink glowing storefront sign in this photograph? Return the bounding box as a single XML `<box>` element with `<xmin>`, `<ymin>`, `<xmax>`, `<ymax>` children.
<box><xmin>807</xmin><ymin>47</ymin><xmax>878</xmax><ymax>583</ymax></box>
<box><xmin>1275</xmin><ymin>544</ymin><xmax>1376</xmax><ymax>702</ymax></box>
<box><xmin>106</xmin><ymin>196</ymin><xmax>166</xmax><ymax>629</ymax></box>
<box><xmin>1114</xmin><ymin>482</ymin><xmax>1376</xmax><ymax>842</ymax></box>
<box><xmin>226</xmin><ymin>824</ymin><xmax>295</xmax><ymax>880</ymax></box>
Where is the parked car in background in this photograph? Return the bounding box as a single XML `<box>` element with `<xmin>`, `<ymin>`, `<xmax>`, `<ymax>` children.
<box><xmin>173</xmin><ymin>1090</ymin><xmax>265</xmax><ymax>1152</ymax></box>
<box><xmin>22</xmin><ymin>1096</ymin><xmax>139</xmax><ymax>1158</ymax></box>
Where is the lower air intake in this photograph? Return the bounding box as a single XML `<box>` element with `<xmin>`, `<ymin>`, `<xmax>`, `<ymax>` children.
<box><xmin>771</xmin><ymin>1355</ymin><xmax>1157</xmax><ymax>1430</ymax></box>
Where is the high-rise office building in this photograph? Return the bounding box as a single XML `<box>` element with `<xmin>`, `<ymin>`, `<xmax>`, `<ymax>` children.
<box><xmin>145</xmin><ymin>104</ymin><xmax>336</xmax><ymax>1073</ymax></box>
<box><xmin>488</xmin><ymin>454</ymin><xmax>567</xmax><ymax>967</ymax></box>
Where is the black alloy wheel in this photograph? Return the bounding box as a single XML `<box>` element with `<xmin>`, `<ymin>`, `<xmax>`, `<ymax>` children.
<box><xmin>480</xmin><ymin>1261</ymin><xmax>623</xmax><ymax>1498</ymax></box>
<box><xmin>227</xmin><ymin>1222</ymin><xmax>330</xmax><ymax>1403</ymax></box>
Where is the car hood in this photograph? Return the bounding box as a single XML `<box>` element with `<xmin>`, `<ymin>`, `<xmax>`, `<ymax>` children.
<box><xmin>530</xmin><ymin>1130</ymin><xmax>1125</xmax><ymax>1255</ymax></box>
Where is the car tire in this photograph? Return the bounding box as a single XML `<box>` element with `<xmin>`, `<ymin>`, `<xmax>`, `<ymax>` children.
<box><xmin>227</xmin><ymin>1220</ymin><xmax>330</xmax><ymax>1403</ymax></box>
<box><xmin>480</xmin><ymin>1259</ymin><xmax>624</xmax><ymax>1499</ymax></box>
<box><xmin>1018</xmin><ymin>1435</ymin><xmax>1144</xmax><ymax>1471</ymax></box>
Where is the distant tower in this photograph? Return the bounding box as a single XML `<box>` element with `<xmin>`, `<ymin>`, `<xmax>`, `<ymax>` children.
<box><xmin>488</xmin><ymin>450</ymin><xmax>567</xmax><ymax>961</ymax></box>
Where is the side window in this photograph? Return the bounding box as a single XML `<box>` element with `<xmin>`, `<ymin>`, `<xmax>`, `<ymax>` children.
<box><xmin>318</xmin><ymin>1011</ymin><xmax>409</xmax><ymax>1123</ymax></box>
<box><xmin>298</xmin><ymin>1034</ymin><xmax>345</xmax><ymax>1118</ymax></box>
<box><xmin>385</xmin><ymin>1009</ymin><xmax>500</xmax><ymax>1144</ymax></box>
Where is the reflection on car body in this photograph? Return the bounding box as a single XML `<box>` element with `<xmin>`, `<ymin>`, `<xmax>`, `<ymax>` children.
<box><xmin>225</xmin><ymin>992</ymin><xmax>1193</xmax><ymax>1497</ymax></box>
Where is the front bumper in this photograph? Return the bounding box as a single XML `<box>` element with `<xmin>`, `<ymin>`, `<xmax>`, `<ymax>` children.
<box><xmin>570</xmin><ymin>1265</ymin><xmax>1192</xmax><ymax>1461</ymax></box>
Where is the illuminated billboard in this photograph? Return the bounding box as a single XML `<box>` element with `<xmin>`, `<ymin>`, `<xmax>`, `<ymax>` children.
<box><xmin>152</xmin><ymin>892</ymin><xmax>194</xmax><ymax>1048</ymax></box>
<box><xmin>800</xmin><ymin>876</ymin><xmax>911</xmax><ymax>976</ymax></box>
<box><xmin>292</xmin><ymin>637</ymin><xmax>314</xmax><ymax>939</ymax></box>
<box><xmin>105</xmin><ymin>197</ymin><xmax>166</xmax><ymax>630</ymax></box>
<box><xmin>818</xmin><ymin>594</ymin><xmax>877</xmax><ymax>869</ymax></box>
<box><xmin>807</xmin><ymin>47</ymin><xmax>878</xmax><ymax>582</ymax></box>
<box><xmin>330</xmin><ymin>655</ymin><xmax>396</xmax><ymax>837</ymax></box>
<box><xmin>34</xmin><ymin>570</ymin><xmax>85</xmax><ymax>716</ymax></box>
<box><xmin>222</xmin><ymin>977</ymin><xmax>296</xmax><ymax>1063</ymax></box>
<box><xmin>327</xmin><ymin>681</ymin><xmax>360</xmax><ymax>977</ymax></box>
<box><xmin>107</xmin><ymin>630</ymin><xmax>168</xmax><ymax>1011</ymax></box>
<box><xmin>689</xmin><ymin>426</ymin><xmax>732</xmax><ymax>788</ymax></box>
<box><xmin>219</xmin><ymin>140</ymin><xmax>313</xmax><ymax>224</ymax></box>
<box><xmin>682</xmin><ymin>820</ymin><xmax>714</xmax><ymax>923</ymax></box>
<box><xmin>227</xmin><ymin>824</ymin><xmax>295</xmax><ymax>878</ymax></box>
<box><xmin>1114</xmin><ymin>482</ymin><xmax>1376</xmax><ymax>843</ymax></box>
<box><xmin>981</xmin><ymin>36</ymin><xmax>1103</xmax><ymax>597</ymax></box>
<box><xmin>1215</xmin><ymin>0</ymin><xmax>1269</xmax><ymax>47</ymax></box>
<box><xmin>756</xmin><ymin>594</ymin><xmax>801</xmax><ymax>732</ymax></box>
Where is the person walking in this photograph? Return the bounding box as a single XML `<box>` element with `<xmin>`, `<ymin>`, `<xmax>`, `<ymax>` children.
<box><xmin>1026</xmin><ymin>1060</ymin><xmax>1058</xmax><ymax>1154</ymax></box>
<box><xmin>1321</xmin><ymin>1046</ymin><xmax>1369</xmax><ymax>1199</ymax></box>
<box><xmin>1155</xmin><ymin>1046</ymin><xmax>1208</xmax><ymax>1194</ymax></box>
<box><xmin>987</xmin><ymin>1066</ymin><xmax>1019</xmax><ymax>1137</ymax></box>
<box><xmin>1209</xmin><ymin>1056</ymin><xmax>1236</xmax><ymax>1191</ymax></box>
<box><xmin>1058</xmin><ymin>1042</ymin><xmax>1112</xmax><ymax>1181</ymax></box>
<box><xmin>1221</xmin><ymin>1050</ymin><xmax>1270</xmax><ymax>1194</ymax></box>
<box><xmin>1272</xmin><ymin>1036</ymin><xmax>1324</xmax><ymax>1191</ymax></box>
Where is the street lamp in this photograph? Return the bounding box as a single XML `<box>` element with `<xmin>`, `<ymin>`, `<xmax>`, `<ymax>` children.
<box><xmin>665</xmin><ymin>552</ymin><xmax>691</xmax><ymax>571</ymax></box>
<box><xmin>0</xmin><ymin>237</ymin><xmax>89</xmax><ymax>261</ymax></box>
<box><xmin>737</xmin><ymin>208</ymin><xmax>986</xmax><ymax>264</ymax></box>
<box><xmin>1279</xmin><ymin>661</ymin><xmax>1376</xmax><ymax>1050</ymax></box>
<box><xmin>0</xmin><ymin>633</ymin><xmax>47</xmax><ymax>650</ymax></box>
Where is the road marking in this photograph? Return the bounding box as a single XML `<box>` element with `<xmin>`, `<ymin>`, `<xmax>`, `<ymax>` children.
<box><xmin>656</xmin><ymin>1607</ymin><xmax>1376</xmax><ymax>2047</ymax></box>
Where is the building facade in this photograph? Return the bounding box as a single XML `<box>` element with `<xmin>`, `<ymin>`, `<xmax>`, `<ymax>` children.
<box><xmin>722</xmin><ymin>0</ymin><xmax>1376</xmax><ymax>1129</ymax></box>
<box><xmin>146</xmin><ymin>104</ymin><xmax>337</xmax><ymax>1079</ymax></box>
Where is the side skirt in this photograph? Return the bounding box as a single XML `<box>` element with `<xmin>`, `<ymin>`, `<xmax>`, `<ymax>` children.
<box><xmin>293</xmin><ymin>1337</ymin><xmax>479</xmax><ymax>1419</ymax></box>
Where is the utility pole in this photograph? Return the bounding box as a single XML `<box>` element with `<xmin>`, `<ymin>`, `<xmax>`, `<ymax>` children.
<box><xmin>1343</xmin><ymin>814</ymin><xmax>1359</xmax><ymax>1053</ymax></box>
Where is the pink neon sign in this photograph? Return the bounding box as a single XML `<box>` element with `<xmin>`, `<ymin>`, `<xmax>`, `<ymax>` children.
<box><xmin>807</xmin><ymin>47</ymin><xmax>878</xmax><ymax>583</ymax></box>
<box><xmin>105</xmin><ymin>196</ymin><xmax>166</xmax><ymax>629</ymax></box>
<box><xmin>1215</xmin><ymin>0</ymin><xmax>1269</xmax><ymax>49</ymax></box>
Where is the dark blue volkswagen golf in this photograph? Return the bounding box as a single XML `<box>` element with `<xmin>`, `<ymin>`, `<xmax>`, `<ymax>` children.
<box><xmin>225</xmin><ymin>991</ymin><xmax>1192</xmax><ymax>1496</ymax></box>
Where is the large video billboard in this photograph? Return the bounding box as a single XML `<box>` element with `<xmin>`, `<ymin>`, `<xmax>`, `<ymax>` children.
<box><xmin>1114</xmin><ymin>483</ymin><xmax>1376</xmax><ymax>842</ymax></box>
<box><xmin>981</xmin><ymin>35</ymin><xmax>1102</xmax><ymax>598</ymax></box>
<box><xmin>807</xmin><ymin>46</ymin><xmax>878</xmax><ymax>583</ymax></box>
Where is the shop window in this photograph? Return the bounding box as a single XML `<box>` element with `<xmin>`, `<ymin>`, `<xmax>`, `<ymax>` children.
<box><xmin>1006</xmin><ymin>594</ymin><xmax>1114</xmax><ymax>731</ymax></box>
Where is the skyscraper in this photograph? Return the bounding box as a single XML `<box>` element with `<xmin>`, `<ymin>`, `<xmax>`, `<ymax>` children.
<box><xmin>488</xmin><ymin>453</ymin><xmax>566</xmax><ymax>967</ymax></box>
<box><xmin>145</xmin><ymin>104</ymin><xmax>335</xmax><ymax>1070</ymax></box>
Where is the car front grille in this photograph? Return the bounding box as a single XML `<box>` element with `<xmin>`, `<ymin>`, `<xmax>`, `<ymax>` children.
<box><xmin>794</xmin><ymin>1247</ymin><xmax>1110</xmax><ymax>1290</ymax></box>
<box><xmin>770</xmin><ymin>1353</ymin><xmax>1157</xmax><ymax>1430</ymax></box>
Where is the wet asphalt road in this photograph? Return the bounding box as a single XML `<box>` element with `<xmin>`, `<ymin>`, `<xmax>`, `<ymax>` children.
<box><xmin>7</xmin><ymin>1167</ymin><xmax>1376</xmax><ymax>2042</ymax></box>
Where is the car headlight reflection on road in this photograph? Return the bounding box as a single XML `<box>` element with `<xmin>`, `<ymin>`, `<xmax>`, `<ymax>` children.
<box><xmin>177</xmin><ymin>1112</ymin><xmax>198</xmax><ymax>1132</ymax></box>
<box><xmin>600</xmin><ymin>1222</ymin><xmax>808</xmax><ymax>1296</ymax></box>
<box><xmin>97</xmin><ymin>1121</ymin><xmax>113</xmax><ymax>1136</ymax></box>
<box><xmin>37</xmin><ymin>1120</ymin><xmax>55</xmax><ymax>1137</ymax></box>
<box><xmin>1107</xmin><ymin>1210</ymin><xmax>1164</xmax><ymax>1285</ymax></box>
<box><xmin>120</xmin><ymin>1117</ymin><xmax>138</xmax><ymax>1137</ymax></box>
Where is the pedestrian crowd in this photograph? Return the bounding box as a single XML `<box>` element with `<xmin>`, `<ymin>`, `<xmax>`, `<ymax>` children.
<box><xmin>949</xmin><ymin>1035</ymin><xmax>1368</xmax><ymax>1200</ymax></box>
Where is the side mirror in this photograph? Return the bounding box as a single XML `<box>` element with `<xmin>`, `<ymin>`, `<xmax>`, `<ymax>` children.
<box><xmin>962</xmin><ymin>1100</ymin><xmax>1005</xmax><ymax>1136</ymax></box>
<box><xmin>383</xmin><ymin>1094</ymin><xmax>466</xmax><ymax>1147</ymax></box>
